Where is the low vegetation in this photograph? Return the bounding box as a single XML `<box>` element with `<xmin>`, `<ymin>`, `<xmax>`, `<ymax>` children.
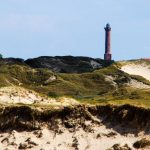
<box><xmin>0</xmin><ymin>58</ymin><xmax>150</xmax><ymax>150</ymax></box>
<box><xmin>0</xmin><ymin>104</ymin><xmax>150</xmax><ymax>132</ymax></box>
<box><xmin>0</xmin><ymin>58</ymin><xmax>150</xmax><ymax>107</ymax></box>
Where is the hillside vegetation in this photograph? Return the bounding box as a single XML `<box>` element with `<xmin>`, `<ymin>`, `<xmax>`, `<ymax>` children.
<box><xmin>0</xmin><ymin>57</ymin><xmax>150</xmax><ymax>107</ymax></box>
<box><xmin>1</xmin><ymin>57</ymin><xmax>150</xmax><ymax>150</ymax></box>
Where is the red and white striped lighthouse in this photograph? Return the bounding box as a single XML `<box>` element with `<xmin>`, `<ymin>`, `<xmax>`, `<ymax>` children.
<box><xmin>104</xmin><ymin>23</ymin><xmax>112</xmax><ymax>61</ymax></box>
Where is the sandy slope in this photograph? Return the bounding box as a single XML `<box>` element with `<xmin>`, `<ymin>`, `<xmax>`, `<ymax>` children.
<box><xmin>0</xmin><ymin>122</ymin><xmax>146</xmax><ymax>150</ymax></box>
<box><xmin>0</xmin><ymin>75</ymin><xmax>149</xmax><ymax>149</ymax></box>
<box><xmin>0</xmin><ymin>86</ymin><xmax>78</xmax><ymax>106</ymax></box>
<box><xmin>121</xmin><ymin>63</ymin><xmax>150</xmax><ymax>81</ymax></box>
<box><xmin>127</xmin><ymin>79</ymin><xmax>150</xmax><ymax>89</ymax></box>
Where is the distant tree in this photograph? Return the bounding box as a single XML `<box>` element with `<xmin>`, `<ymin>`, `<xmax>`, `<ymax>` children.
<box><xmin>0</xmin><ymin>54</ymin><xmax>2</xmax><ymax>59</ymax></box>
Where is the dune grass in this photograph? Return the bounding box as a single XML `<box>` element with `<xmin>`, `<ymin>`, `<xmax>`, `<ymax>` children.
<box><xmin>0</xmin><ymin>60</ymin><xmax>150</xmax><ymax>108</ymax></box>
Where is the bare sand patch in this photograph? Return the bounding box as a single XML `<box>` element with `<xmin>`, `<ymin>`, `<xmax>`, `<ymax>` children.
<box><xmin>0</xmin><ymin>123</ymin><xmax>144</xmax><ymax>150</ymax></box>
<box><xmin>126</xmin><ymin>79</ymin><xmax>150</xmax><ymax>89</ymax></box>
<box><xmin>121</xmin><ymin>64</ymin><xmax>150</xmax><ymax>81</ymax></box>
<box><xmin>0</xmin><ymin>86</ymin><xmax>78</xmax><ymax>106</ymax></box>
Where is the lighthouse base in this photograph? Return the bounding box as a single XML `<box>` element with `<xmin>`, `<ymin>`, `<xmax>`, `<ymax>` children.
<box><xmin>104</xmin><ymin>53</ymin><xmax>112</xmax><ymax>61</ymax></box>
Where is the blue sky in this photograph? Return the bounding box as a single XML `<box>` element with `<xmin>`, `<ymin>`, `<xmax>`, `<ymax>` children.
<box><xmin>0</xmin><ymin>0</ymin><xmax>150</xmax><ymax>60</ymax></box>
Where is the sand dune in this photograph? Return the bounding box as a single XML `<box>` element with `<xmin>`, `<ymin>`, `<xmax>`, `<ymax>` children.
<box><xmin>121</xmin><ymin>63</ymin><xmax>150</xmax><ymax>81</ymax></box>
<box><xmin>0</xmin><ymin>123</ymin><xmax>144</xmax><ymax>150</ymax></box>
<box><xmin>0</xmin><ymin>86</ymin><xmax>78</xmax><ymax>106</ymax></box>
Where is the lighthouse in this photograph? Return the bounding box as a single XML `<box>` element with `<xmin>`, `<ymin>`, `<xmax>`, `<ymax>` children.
<box><xmin>104</xmin><ymin>23</ymin><xmax>112</xmax><ymax>61</ymax></box>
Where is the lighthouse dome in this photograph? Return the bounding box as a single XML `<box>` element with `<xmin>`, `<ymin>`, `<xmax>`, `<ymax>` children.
<box><xmin>106</xmin><ymin>23</ymin><xmax>110</xmax><ymax>28</ymax></box>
